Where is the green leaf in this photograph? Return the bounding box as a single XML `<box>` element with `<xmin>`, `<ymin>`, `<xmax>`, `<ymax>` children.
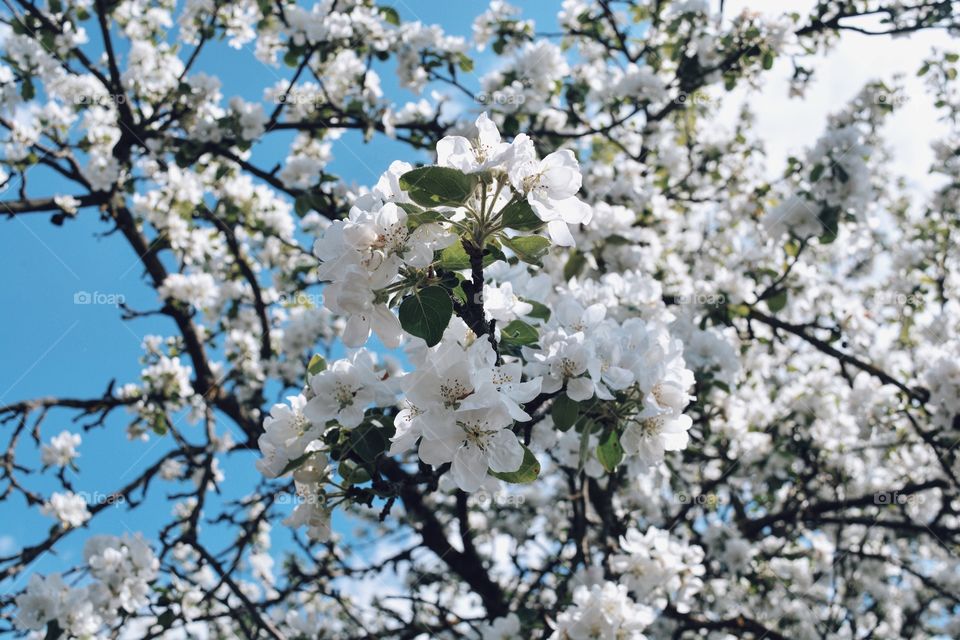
<box><xmin>500</xmin><ymin>200</ymin><xmax>543</xmax><ymax>231</ymax></box>
<box><xmin>563</xmin><ymin>250</ymin><xmax>588</xmax><ymax>280</ymax></box>
<box><xmin>762</xmin><ymin>50</ymin><xmax>774</xmax><ymax>70</ymax></box>
<box><xmin>349</xmin><ymin>422</ymin><xmax>388</xmax><ymax>463</ymax></box>
<box><xmin>21</xmin><ymin>77</ymin><xmax>35</xmax><ymax>101</ymax></box>
<box><xmin>522</xmin><ymin>299</ymin><xmax>551</xmax><ymax>321</ymax></box>
<box><xmin>809</xmin><ymin>163</ymin><xmax>825</xmax><ymax>182</ymax></box>
<box><xmin>294</xmin><ymin>192</ymin><xmax>325</xmax><ymax>217</ymax></box>
<box><xmin>378</xmin><ymin>5</ymin><xmax>401</xmax><ymax>25</ymax></box>
<box><xmin>489</xmin><ymin>445</ymin><xmax>540</xmax><ymax>483</ymax></box>
<box><xmin>406</xmin><ymin>209</ymin><xmax>446</xmax><ymax>227</ymax></box>
<box><xmin>307</xmin><ymin>354</ymin><xmax>327</xmax><ymax>376</ymax></box>
<box><xmin>728</xmin><ymin>303</ymin><xmax>751</xmax><ymax>318</ymax></box>
<box><xmin>596</xmin><ymin>431</ymin><xmax>624</xmax><ymax>472</ymax></box>
<box><xmin>399</xmin><ymin>166</ymin><xmax>478</xmax><ymax>207</ymax></box>
<box><xmin>501</xmin><ymin>235</ymin><xmax>551</xmax><ymax>265</ymax></box>
<box><xmin>439</xmin><ymin>239</ymin><xmax>471</xmax><ymax>270</ymax></box>
<box><xmin>398</xmin><ymin>286</ymin><xmax>453</xmax><ymax>347</ymax></box>
<box><xmin>766</xmin><ymin>290</ymin><xmax>788</xmax><ymax>313</ymax></box>
<box><xmin>552</xmin><ymin>395</ymin><xmax>580</xmax><ymax>431</ymax></box>
<box><xmin>396</xmin><ymin>202</ymin><xmax>423</xmax><ymax>215</ymax></box>
<box><xmin>439</xmin><ymin>239</ymin><xmax>503</xmax><ymax>271</ymax></box>
<box><xmin>819</xmin><ymin>206</ymin><xmax>840</xmax><ymax>244</ymax></box>
<box><xmin>500</xmin><ymin>319</ymin><xmax>539</xmax><ymax>346</ymax></box>
<box><xmin>577</xmin><ymin>419</ymin><xmax>594</xmax><ymax>472</ymax></box>
<box><xmin>283</xmin><ymin>48</ymin><xmax>301</xmax><ymax>67</ymax></box>
<box><xmin>339</xmin><ymin>459</ymin><xmax>371</xmax><ymax>486</ymax></box>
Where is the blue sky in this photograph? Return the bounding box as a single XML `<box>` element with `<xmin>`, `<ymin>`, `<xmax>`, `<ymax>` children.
<box><xmin>0</xmin><ymin>0</ymin><xmax>558</xmax><ymax>593</ymax></box>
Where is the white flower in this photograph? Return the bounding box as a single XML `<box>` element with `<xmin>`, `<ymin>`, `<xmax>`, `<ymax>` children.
<box><xmin>303</xmin><ymin>350</ymin><xmax>388</xmax><ymax>429</ymax></box>
<box><xmin>526</xmin><ymin>329</ymin><xmax>591</xmax><ymax>399</ymax></box>
<box><xmin>256</xmin><ymin>394</ymin><xmax>322</xmax><ymax>477</ymax></box>
<box><xmin>508</xmin><ymin>135</ymin><xmax>592</xmax><ymax>246</ymax></box>
<box><xmin>41</xmin><ymin>430</ymin><xmax>81</xmax><ymax>468</ymax></box>
<box><xmin>619</xmin><ymin>410</ymin><xmax>693</xmax><ymax>469</ymax></box>
<box><xmin>480</xmin><ymin>612</ymin><xmax>522</xmax><ymax>640</ymax></box>
<box><xmin>84</xmin><ymin>534</ymin><xmax>159</xmax><ymax>614</ymax></box>
<box><xmin>322</xmin><ymin>270</ymin><xmax>404</xmax><ymax>348</ymax></box>
<box><xmin>610</xmin><ymin>527</ymin><xmax>705</xmax><ymax>613</ymax></box>
<box><xmin>419</xmin><ymin>406</ymin><xmax>522</xmax><ymax>492</ymax></box>
<box><xmin>42</xmin><ymin>491</ymin><xmax>91</xmax><ymax>528</ymax></box>
<box><xmin>550</xmin><ymin>581</ymin><xmax>654</xmax><ymax>639</ymax></box>
<box><xmin>469</xmin><ymin>362</ymin><xmax>542</xmax><ymax>421</ymax></box>
<box><xmin>436</xmin><ymin>112</ymin><xmax>512</xmax><ymax>173</ymax></box>
<box><xmin>14</xmin><ymin>574</ymin><xmax>69</xmax><ymax>631</ymax></box>
<box><xmin>484</xmin><ymin>281</ymin><xmax>533</xmax><ymax>323</ymax></box>
<box><xmin>53</xmin><ymin>194</ymin><xmax>80</xmax><ymax>215</ymax></box>
<box><xmin>159</xmin><ymin>272</ymin><xmax>219</xmax><ymax>309</ymax></box>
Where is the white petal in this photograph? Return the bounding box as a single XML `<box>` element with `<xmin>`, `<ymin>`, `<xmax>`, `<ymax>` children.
<box><xmin>486</xmin><ymin>430</ymin><xmax>524</xmax><ymax>473</ymax></box>
<box><xmin>371</xmin><ymin>305</ymin><xmax>403</xmax><ymax>348</ymax></box>
<box><xmin>342</xmin><ymin>314</ymin><xmax>371</xmax><ymax>347</ymax></box>
<box><xmin>552</xmin><ymin>195</ymin><xmax>592</xmax><ymax>224</ymax></box>
<box><xmin>567</xmin><ymin>376</ymin><xmax>595</xmax><ymax>401</ymax></box>
<box><xmin>546</xmin><ymin>219</ymin><xmax>576</xmax><ymax>247</ymax></box>
<box><xmin>452</xmin><ymin>445</ymin><xmax>489</xmax><ymax>491</ymax></box>
<box><xmin>418</xmin><ymin>434</ymin><xmax>461</xmax><ymax>465</ymax></box>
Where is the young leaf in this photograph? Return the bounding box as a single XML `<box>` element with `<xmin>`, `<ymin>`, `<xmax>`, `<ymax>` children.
<box><xmin>339</xmin><ymin>459</ymin><xmax>372</xmax><ymax>486</ymax></box>
<box><xmin>307</xmin><ymin>354</ymin><xmax>327</xmax><ymax>376</ymax></box>
<box><xmin>406</xmin><ymin>209</ymin><xmax>446</xmax><ymax>227</ymax></box>
<box><xmin>439</xmin><ymin>239</ymin><xmax>504</xmax><ymax>271</ymax></box>
<box><xmin>349</xmin><ymin>422</ymin><xmax>388</xmax><ymax>463</ymax></box>
<box><xmin>552</xmin><ymin>395</ymin><xmax>580</xmax><ymax>431</ymax></box>
<box><xmin>439</xmin><ymin>239</ymin><xmax>471</xmax><ymax>270</ymax></box>
<box><xmin>489</xmin><ymin>445</ymin><xmax>541</xmax><ymax>483</ymax></box>
<box><xmin>398</xmin><ymin>286</ymin><xmax>453</xmax><ymax>347</ymax></box>
<box><xmin>502</xmin><ymin>235</ymin><xmax>551</xmax><ymax>266</ymax></box>
<box><xmin>500</xmin><ymin>200</ymin><xmax>543</xmax><ymax>231</ymax></box>
<box><xmin>596</xmin><ymin>430</ymin><xmax>624</xmax><ymax>472</ymax></box>
<box><xmin>564</xmin><ymin>250</ymin><xmax>587</xmax><ymax>280</ymax></box>
<box><xmin>399</xmin><ymin>166</ymin><xmax>478</xmax><ymax>207</ymax></box>
<box><xmin>766</xmin><ymin>290</ymin><xmax>788</xmax><ymax>313</ymax></box>
<box><xmin>500</xmin><ymin>319</ymin><xmax>539</xmax><ymax>347</ymax></box>
<box><xmin>522</xmin><ymin>299</ymin><xmax>551</xmax><ymax>321</ymax></box>
<box><xmin>577</xmin><ymin>419</ymin><xmax>594</xmax><ymax>473</ymax></box>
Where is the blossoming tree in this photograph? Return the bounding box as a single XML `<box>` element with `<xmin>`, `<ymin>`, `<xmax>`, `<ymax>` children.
<box><xmin>2</xmin><ymin>0</ymin><xmax>960</xmax><ymax>638</ymax></box>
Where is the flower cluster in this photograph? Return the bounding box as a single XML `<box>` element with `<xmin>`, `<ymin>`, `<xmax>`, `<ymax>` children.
<box><xmin>256</xmin><ymin>113</ymin><xmax>696</xmax><ymax>535</ymax></box>
<box><xmin>15</xmin><ymin>534</ymin><xmax>158</xmax><ymax>635</ymax></box>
